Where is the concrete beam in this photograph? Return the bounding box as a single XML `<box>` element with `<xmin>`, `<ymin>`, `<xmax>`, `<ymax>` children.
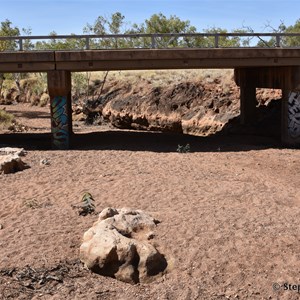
<box><xmin>47</xmin><ymin>70</ymin><xmax>72</xmax><ymax>150</ymax></box>
<box><xmin>0</xmin><ymin>51</ymin><xmax>55</xmax><ymax>72</ymax></box>
<box><xmin>54</xmin><ymin>48</ymin><xmax>300</xmax><ymax>71</ymax></box>
<box><xmin>1</xmin><ymin>48</ymin><xmax>300</xmax><ymax>73</ymax></box>
<box><xmin>234</xmin><ymin>67</ymin><xmax>297</xmax><ymax>89</ymax></box>
<box><xmin>55</xmin><ymin>48</ymin><xmax>300</xmax><ymax>61</ymax></box>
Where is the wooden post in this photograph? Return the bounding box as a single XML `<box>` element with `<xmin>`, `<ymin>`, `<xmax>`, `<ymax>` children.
<box><xmin>47</xmin><ymin>70</ymin><xmax>72</xmax><ymax>149</ymax></box>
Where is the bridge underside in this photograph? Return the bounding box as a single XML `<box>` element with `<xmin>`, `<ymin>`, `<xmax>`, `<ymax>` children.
<box><xmin>1</xmin><ymin>48</ymin><xmax>300</xmax><ymax>149</ymax></box>
<box><xmin>235</xmin><ymin>66</ymin><xmax>300</xmax><ymax>146</ymax></box>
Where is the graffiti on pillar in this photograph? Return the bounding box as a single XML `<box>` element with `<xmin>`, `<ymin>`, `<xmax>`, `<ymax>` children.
<box><xmin>51</xmin><ymin>96</ymin><xmax>69</xmax><ymax>149</ymax></box>
<box><xmin>288</xmin><ymin>91</ymin><xmax>300</xmax><ymax>139</ymax></box>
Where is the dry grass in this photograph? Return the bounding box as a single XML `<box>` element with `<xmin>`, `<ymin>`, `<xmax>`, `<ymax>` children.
<box><xmin>88</xmin><ymin>69</ymin><xmax>234</xmax><ymax>87</ymax></box>
<box><xmin>0</xmin><ymin>109</ymin><xmax>15</xmax><ymax>129</ymax></box>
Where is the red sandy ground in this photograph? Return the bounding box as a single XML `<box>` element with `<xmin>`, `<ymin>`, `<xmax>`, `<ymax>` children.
<box><xmin>0</xmin><ymin>104</ymin><xmax>300</xmax><ymax>300</ymax></box>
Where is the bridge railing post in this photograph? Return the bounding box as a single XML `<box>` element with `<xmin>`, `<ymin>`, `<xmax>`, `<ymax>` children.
<box><xmin>214</xmin><ymin>34</ymin><xmax>219</xmax><ymax>48</ymax></box>
<box><xmin>85</xmin><ymin>37</ymin><xmax>90</xmax><ymax>50</ymax></box>
<box><xmin>276</xmin><ymin>35</ymin><xmax>281</xmax><ymax>48</ymax></box>
<box><xmin>151</xmin><ymin>35</ymin><xmax>157</xmax><ymax>49</ymax></box>
<box><xmin>18</xmin><ymin>38</ymin><xmax>23</xmax><ymax>51</ymax></box>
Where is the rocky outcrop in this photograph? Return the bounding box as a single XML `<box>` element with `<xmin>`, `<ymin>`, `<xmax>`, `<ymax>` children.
<box><xmin>0</xmin><ymin>147</ymin><xmax>28</xmax><ymax>174</ymax></box>
<box><xmin>80</xmin><ymin>207</ymin><xmax>167</xmax><ymax>284</ymax></box>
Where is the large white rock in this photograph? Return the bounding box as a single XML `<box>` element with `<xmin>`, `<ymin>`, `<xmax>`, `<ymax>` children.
<box><xmin>80</xmin><ymin>207</ymin><xmax>167</xmax><ymax>284</ymax></box>
<box><xmin>0</xmin><ymin>147</ymin><xmax>26</xmax><ymax>156</ymax></box>
<box><xmin>0</xmin><ymin>147</ymin><xmax>28</xmax><ymax>174</ymax></box>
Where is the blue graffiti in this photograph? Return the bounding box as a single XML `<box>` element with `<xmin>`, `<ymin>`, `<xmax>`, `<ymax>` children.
<box><xmin>51</xmin><ymin>96</ymin><xmax>69</xmax><ymax>149</ymax></box>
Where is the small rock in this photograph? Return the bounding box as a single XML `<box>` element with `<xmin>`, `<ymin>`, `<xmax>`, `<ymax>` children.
<box><xmin>0</xmin><ymin>224</ymin><xmax>3</xmax><ymax>230</ymax></box>
<box><xmin>99</xmin><ymin>207</ymin><xmax>119</xmax><ymax>220</ymax></box>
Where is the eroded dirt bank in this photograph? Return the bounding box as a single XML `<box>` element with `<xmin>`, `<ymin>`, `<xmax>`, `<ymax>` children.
<box><xmin>75</xmin><ymin>70</ymin><xmax>282</xmax><ymax>137</ymax></box>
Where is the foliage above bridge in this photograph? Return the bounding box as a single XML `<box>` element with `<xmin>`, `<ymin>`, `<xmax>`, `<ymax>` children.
<box><xmin>0</xmin><ymin>13</ymin><xmax>300</xmax><ymax>51</ymax></box>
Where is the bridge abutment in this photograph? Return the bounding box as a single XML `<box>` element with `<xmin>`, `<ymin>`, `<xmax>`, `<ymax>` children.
<box><xmin>235</xmin><ymin>67</ymin><xmax>300</xmax><ymax>146</ymax></box>
<box><xmin>47</xmin><ymin>70</ymin><xmax>72</xmax><ymax>149</ymax></box>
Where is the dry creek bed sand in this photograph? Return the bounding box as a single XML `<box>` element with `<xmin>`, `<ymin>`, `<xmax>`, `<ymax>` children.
<box><xmin>0</xmin><ymin>104</ymin><xmax>300</xmax><ymax>299</ymax></box>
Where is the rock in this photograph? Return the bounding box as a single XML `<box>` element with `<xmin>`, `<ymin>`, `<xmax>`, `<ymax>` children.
<box><xmin>72</xmin><ymin>112</ymin><xmax>86</xmax><ymax>122</ymax></box>
<box><xmin>40</xmin><ymin>158</ymin><xmax>50</xmax><ymax>166</ymax></box>
<box><xmin>0</xmin><ymin>147</ymin><xmax>28</xmax><ymax>174</ymax></box>
<box><xmin>0</xmin><ymin>147</ymin><xmax>26</xmax><ymax>156</ymax></box>
<box><xmin>80</xmin><ymin>207</ymin><xmax>167</xmax><ymax>284</ymax></box>
<box><xmin>98</xmin><ymin>207</ymin><xmax>119</xmax><ymax>220</ymax></box>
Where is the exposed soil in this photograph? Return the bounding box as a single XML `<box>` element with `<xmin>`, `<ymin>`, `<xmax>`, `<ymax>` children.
<box><xmin>78</xmin><ymin>73</ymin><xmax>282</xmax><ymax>137</ymax></box>
<box><xmin>0</xmin><ymin>74</ymin><xmax>300</xmax><ymax>300</ymax></box>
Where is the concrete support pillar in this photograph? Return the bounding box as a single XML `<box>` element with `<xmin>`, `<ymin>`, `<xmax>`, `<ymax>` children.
<box><xmin>47</xmin><ymin>70</ymin><xmax>72</xmax><ymax>149</ymax></box>
<box><xmin>240</xmin><ymin>83</ymin><xmax>257</xmax><ymax>125</ymax></box>
<box><xmin>234</xmin><ymin>68</ymin><xmax>257</xmax><ymax>125</ymax></box>
<box><xmin>282</xmin><ymin>88</ymin><xmax>300</xmax><ymax>146</ymax></box>
<box><xmin>280</xmin><ymin>67</ymin><xmax>300</xmax><ymax>146</ymax></box>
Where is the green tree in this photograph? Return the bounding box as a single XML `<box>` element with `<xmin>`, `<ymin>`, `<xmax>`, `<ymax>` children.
<box><xmin>255</xmin><ymin>21</ymin><xmax>300</xmax><ymax>47</ymax></box>
<box><xmin>35</xmin><ymin>31</ymin><xmax>85</xmax><ymax>50</ymax></box>
<box><xmin>281</xmin><ymin>19</ymin><xmax>300</xmax><ymax>46</ymax></box>
<box><xmin>127</xmin><ymin>13</ymin><xmax>197</xmax><ymax>48</ymax></box>
<box><xmin>143</xmin><ymin>13</ymin><xmax>196</xmax><ymax>34</ymax></box>
<box><xmin>198</xmin><ymin>27</ymin><xmax>251</xmax><ymax>48</ymax></box>
<box><xmin>21</xmin><ymin>27</ymin><xmax>34</xmax><ymax>51</ymax></box>
<box><xmin>0</xmin><ymin>19</ymin><xmax>20</xmax><ymax>51</ymax></box>
<box><xmin>84</xmin><ymin>12</ymin><xmax>126</xmax><ymax>48</ymax></box>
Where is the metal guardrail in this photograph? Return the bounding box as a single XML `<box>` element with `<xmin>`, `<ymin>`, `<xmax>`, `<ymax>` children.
<box><xmin>0</xmin><ymin>33</ymin><xmax>300</xmax><ymax>51</ymax></box>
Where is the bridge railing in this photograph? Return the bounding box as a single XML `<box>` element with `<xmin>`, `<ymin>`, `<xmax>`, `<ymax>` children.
<box><xmin>1</xmin><ymin>33</ymin><xmax>300</xmax><ymax>51</ymax></box>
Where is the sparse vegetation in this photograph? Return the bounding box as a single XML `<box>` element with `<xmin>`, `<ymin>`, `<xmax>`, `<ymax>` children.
<box><xmin>23</xmin><ymin>198</ymin><xmax>40</xmax><ymax>209</ymax></box>
<box><xmin>74</xmin><ymin>192</ymin><xmax>96</xmax><ymax>216</ymax></box>
<box><xmin>0</xmin><ymin>109</ymin><xmax>15</xmax><ymax>129</ymax></box>
<box><xmin>177</xmin><ymin>143</ymin><xmax>190</xmax><ymax>153</ymax></box>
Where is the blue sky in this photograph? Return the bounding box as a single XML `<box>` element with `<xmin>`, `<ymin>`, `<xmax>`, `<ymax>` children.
<box><xmin>0</xmin><ymin>0</ymin><xmax>299</xmax><ymax>35</ymax></box>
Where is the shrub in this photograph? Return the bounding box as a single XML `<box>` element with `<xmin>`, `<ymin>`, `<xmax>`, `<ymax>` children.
<box><xmin>40</xmin><ymin>93</ymin><xmax>50</xmax><ymax>107</ymax></box>
<box><xmin>0</xmin><ymin>109</ymin><xmax>15</xmax><ymax>129</ymax></box>
<box><xmin>79</xmin><ymin>192</ymin><xmax>96</xmax><ymax>216</ymax></box>
<box><xmin>177</xmin><ymin>143</ymin><xmax>190</xmax><ymax>153</ymax></box>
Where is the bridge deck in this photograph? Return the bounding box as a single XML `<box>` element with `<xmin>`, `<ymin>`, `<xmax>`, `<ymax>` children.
<box><xmin>1</xmin><ymin>48</ymin><xmax>300</xmax><ymax>72</ymax></box>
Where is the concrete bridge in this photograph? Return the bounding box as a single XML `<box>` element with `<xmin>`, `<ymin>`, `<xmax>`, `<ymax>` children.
<box><xmin>1</xmin><ymin>33</ymin><xmax>300</xmax><ymax>149</ymax></box>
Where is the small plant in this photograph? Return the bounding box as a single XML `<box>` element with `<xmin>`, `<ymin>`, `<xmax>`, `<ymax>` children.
<box><xmin>23</xmin><ymin>198</ymin><xmax>40</xmax><ymax>209</ymax></box>
<box><xmin>177</xmin><ymin>143</ymin><xmax>190</xmax><ymax>153</ymax></box>
<box><xmin>79</xmin><ymin>192</ymin><xmax>95</xmax><ymax>216</ymax></box>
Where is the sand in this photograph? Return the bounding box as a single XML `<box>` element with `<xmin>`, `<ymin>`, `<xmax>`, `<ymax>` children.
<box><xmin>1</xmin><ymin>104</ymin><xmax>300</xmax><ymax>300</ymax></box>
